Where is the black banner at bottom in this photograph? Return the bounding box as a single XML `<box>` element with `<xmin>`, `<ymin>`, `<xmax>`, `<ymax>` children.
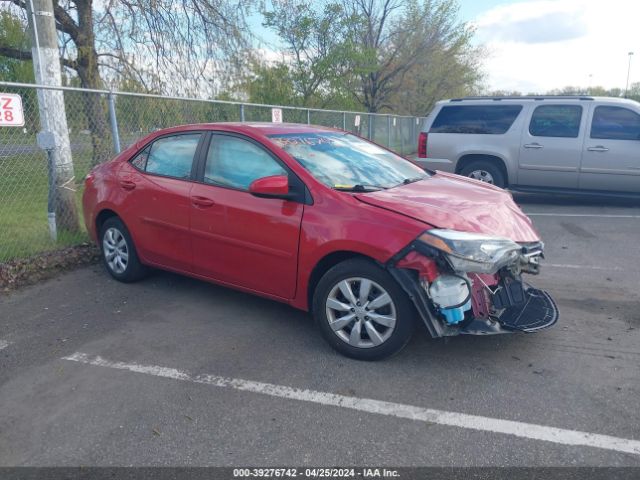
<box><xmin>0</xmin><ymin>468</ymin><xmax>639</xmax><ymax>480</ymax></box>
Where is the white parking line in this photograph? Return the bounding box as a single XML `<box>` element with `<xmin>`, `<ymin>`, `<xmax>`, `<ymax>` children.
<box><xmin>546</xmin><ymin>263</ymin><xmax>623</xmax><ymax>271</ymax></box>
<box><xmin>526</xmin><ymin>213</ymin><xmax>640</xmax><ymax>218</ymax></box>
<box><xmin>63</xmin><ymin>352</ymin><xmax>640</xmax><ymax>456</ymax></box>
<box><xmin>0</xmin><ymin>340</ymin><xmax>10</xmax><ymax>351</ymax></box>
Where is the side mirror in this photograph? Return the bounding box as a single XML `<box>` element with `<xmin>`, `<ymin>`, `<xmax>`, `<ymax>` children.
<box><xmin>249</xmin><ymin>175</ymin><xmax>292</xmax><ymax>199</ymax></box>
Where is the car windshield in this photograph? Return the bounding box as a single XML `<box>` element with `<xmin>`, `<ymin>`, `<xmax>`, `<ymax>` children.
<box><xmin>268</xmin><ymin>132</ymin><xmax>427</xmax><ymax>190</ymax></box>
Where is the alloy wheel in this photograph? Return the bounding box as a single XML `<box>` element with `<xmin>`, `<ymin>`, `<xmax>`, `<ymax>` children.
<box><xmin>325</xmin><ymin>277</ymin><xmax>397</xmax><ymax>348</ymax></box>
<box><xmin>468</xmin><ymin>169</ymin><xmax>495</xmax><ymax>184</ymax></box>
<box><xmin>103</xmin><ymin>227</ymin><xmax>129</xmax><ymax>274</ymax></box>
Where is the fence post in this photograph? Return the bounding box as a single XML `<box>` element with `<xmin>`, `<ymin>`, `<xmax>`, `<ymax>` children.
<box><xmin>409</xmin><ymin>117</ymin><xmax>417</xmax><ymax>149</ymax></box>
<box><xmin>240</xmin><ymin>103</ymin><xmax>245</xmax><ymax>122</ymax></box>
<box><xmin>342</xmin><ymin>112</ymin><xmax>346</xmax><ymax>130</ymax></box>
<box><xmin>108</xmin><ymin>91</ymin><xmax>121</xmax><ymax>154</ymax></box>
<box><xmin>387</xmin><ymin>115</ymin><xmax>392</xmax><ymax>148</ymax></box>
<box><xmin>368</xmin><ymin>114</ymin><xmax>373</xmax><ymax>140</ymax></box>
<box><xmin>307</xmin><ymin>109</ymin><xmax>311</xmax><ymax>125</ymax></box>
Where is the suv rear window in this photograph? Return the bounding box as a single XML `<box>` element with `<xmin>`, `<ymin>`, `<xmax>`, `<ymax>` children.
<box><xmin>430</xmin><ymin>105</ymin><xmax>522</xmax><ymax>134</ymax></box>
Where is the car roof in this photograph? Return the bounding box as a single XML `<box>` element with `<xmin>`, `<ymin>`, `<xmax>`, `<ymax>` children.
<box><xmin>164</xmin><ymin>122</ymin><xmax>343</xmax><ymax>136</ymax></box>
<box><xmin>436</xmin><ymin>96</ymin><xmax>640</xmax><ymax>107</ymax></box>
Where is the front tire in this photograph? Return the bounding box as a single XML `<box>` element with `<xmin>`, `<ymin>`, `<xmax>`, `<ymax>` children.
<box><xmin>313</xmin><ymin>258</ymin><xmax>415</xmax><ymax>360</ymax></box>
<box><xmin>100</xmin><ymin>216</ymin><xmax>147</xmax><ymax>283</ymax></box>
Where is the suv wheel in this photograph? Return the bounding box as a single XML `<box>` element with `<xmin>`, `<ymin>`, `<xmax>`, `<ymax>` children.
<box><xmin>459</xmin><ymin>161</ymin><xmax>506</xmax><ymax>188</ymax></box>
<box><xmin>100</xmin><ymin>216</ymin><xmax>147</xmax><ymax>283</ymax></box>
<box><xmin>313</xmin><ymin>258</ymin><xmax>415</xmax><ymax>360</ymax></box>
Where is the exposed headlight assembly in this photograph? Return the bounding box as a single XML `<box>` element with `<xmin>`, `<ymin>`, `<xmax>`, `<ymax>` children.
<box><xmin>418</xmin><ymin>229</ymin><xmax>522</xmax><ymax>274</ymax></box>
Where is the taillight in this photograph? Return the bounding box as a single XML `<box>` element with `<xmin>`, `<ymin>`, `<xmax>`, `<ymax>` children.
<box><xmin>418</xmin><ymin>132</ymin><xmax>428</xmax><ymax>158</ymax></box>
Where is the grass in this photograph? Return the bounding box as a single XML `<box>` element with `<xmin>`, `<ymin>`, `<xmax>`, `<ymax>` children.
<box><xmin>0</xmin><ymin>150</ymin><xmax>94</xmax><ymax>262</ymax></box>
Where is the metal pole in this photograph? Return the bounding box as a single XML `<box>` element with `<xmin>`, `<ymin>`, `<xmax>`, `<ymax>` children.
<box><xmin>387</xmin><ymin>115</ymin><xmax>392</xmax><ymax>148</ymax></box>
<box><xmin>342</xmin><ymin>112</ymin><xmax>346</xmax><ymax>130</ymax></box>
<box><xmin>307</xmin><ymin>109</ymin><xmax>311</xmax><ymax>125</ymax></box>
<box><xmin>368</xmin><ymin>114</ymin><xmax>373</xmax><ymax>140</ymax></box>
<box><xmin>46</xmin><ymin>148</ymin><xmax>57</xmax><ymax>240</ymax></box>
<box><xmin>108</xmin><ymin>92</ymin><xmax>121</xmax><ymax>154</ymax></box>
<box><xmin>625</xmin><ymin>52</ymin><xmax>634</xmax><ymax>97</ymax></box>
<box><xmin>240</xmin><ymin>103</ymin><xmax>245</xmax><ymax>122</ymax></box>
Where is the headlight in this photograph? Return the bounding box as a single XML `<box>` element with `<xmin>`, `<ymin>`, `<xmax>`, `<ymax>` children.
<box><xmin>418</xmin><ymin>229</ymin><xmax>522</xmax><ymax>274</ymax></box>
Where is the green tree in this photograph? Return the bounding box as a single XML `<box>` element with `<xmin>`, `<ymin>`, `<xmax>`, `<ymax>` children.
<box><xmin>262</xmin><ymin>0</ymin><xmax>356</xmax><ymax>107</ymax></box>
<box><xmin>386</xmin><ymin>0</ymin><xmax>483</xmax><ymax>115</ymax></box>
<box><xmin>627</xmin><ymin>82</ymin><xmax>640</xmax><ymax>102</ymax></box>
<box><xmin>0</xmin><ymin>11</ymin><xmax>34</xmax><ymax>83</ymax></box>
<box><xmin>244</xmin><ymin>61</ymin><xmax>297</xmax><ymax>105</ymax></box>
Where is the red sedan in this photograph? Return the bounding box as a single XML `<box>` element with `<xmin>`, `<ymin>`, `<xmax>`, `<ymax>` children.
<box><xmin>83</xmin><ymin>123</ymin><xmax>558</xmax><ymax>360</ymax></box>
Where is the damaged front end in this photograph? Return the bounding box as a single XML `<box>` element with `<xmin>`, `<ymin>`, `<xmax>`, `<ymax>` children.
<box><xmin>387</xmin><ymin>230</ymin><xmax>558</xmax><ymax>338</ymax></box>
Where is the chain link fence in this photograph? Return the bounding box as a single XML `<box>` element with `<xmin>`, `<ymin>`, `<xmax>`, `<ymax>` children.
<box><xmin>0</xmin><ymin>81</ymin><xmax>426</xmax><ymax>263</ymax></box>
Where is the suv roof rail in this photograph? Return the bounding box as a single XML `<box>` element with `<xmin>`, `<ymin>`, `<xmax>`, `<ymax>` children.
<box><xmin>450</xmin><ymin>95</ymin><xmax>595</xmax><ymax>102</ymax></box>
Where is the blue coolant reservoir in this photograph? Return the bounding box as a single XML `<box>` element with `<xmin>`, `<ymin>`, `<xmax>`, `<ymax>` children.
<box><xmin>428</xmin><ymin>275</ymin><xmax>472</xmax><ymax>325</ymax></box>
<box><xmin>440</xmin><ymin>300</ymin><xmax>472</xmax><ymax>324</ymax></box>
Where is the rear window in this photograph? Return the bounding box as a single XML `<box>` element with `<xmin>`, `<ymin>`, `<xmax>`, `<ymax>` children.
<box><xmin>529</xmin><ymin>105</ymin><xmax>582</xmax><ymax>138</ymax></box>
<box><xmin>430</xmin><ymin>105</ymin><xmax>522</xmax><ymax>134</ymax></box>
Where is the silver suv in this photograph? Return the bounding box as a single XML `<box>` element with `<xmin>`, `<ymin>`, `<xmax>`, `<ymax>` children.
<box><xmin>416</xmin><ymin>96</ymin><xmax>640</xmax><ymax>195</ymax></box>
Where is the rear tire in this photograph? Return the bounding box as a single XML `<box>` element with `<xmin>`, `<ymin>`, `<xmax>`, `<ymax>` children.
<box><xmin>100</xmin><ymin>216</ymin><xmax>147</xmax><ymax>283</ymax></box>
<box><xmin>459</xmin><ymin>160</ymin><xmax>506</xmax><ymax>188</ymax></box>
<box><xmin>313</xmin><ymin>258</ymin><xmax>415</xmax><ymax>361</ymax></box>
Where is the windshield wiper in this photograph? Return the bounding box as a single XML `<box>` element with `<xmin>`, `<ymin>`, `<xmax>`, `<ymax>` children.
<box><xmin>334</xmin><ymin>184</ymin><xmax>387</xmax><ymax>192</ymax></box>
<box><xmin>402</xmin><ymin>176</ymin><xmax>424</xmax><ymax>185</ymax></box>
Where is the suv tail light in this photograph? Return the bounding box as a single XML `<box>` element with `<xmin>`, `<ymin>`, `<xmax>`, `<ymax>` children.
<box><xmin>418</xmin><ymin>132</ymin><xmax>428</xmax><ymax>158</ymax></box>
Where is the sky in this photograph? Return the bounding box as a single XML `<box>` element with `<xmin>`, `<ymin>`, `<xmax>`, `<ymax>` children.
<box><xmin>471</xmin><ymin>0</ymin><xmax>639</xmax><ymax>93</ymax></box>
<box><xmin>249</xmin><ymin>0</ymin><xmax>639</xmax><ymax>93</ymax></box>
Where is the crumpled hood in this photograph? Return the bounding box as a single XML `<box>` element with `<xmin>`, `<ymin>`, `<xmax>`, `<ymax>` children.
<box><xmin>355</xmin><ymin>171</ymin><xmax>540</xmax><ymax>242</ymax></box>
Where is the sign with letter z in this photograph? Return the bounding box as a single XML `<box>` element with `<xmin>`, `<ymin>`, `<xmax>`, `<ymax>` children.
<box><xmin>0</xmin><ymin>93</ymin><xmax>25</xmax><ymax>127</ymax></box>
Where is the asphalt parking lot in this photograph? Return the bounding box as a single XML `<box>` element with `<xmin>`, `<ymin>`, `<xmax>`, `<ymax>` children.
<box><xmin>1</xmin><ymin>193</ymin><xmax>639</xmax><ymax>467</ymax></box>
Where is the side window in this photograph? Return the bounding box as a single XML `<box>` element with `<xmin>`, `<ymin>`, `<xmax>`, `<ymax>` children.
<box><xmin>529</xmin><ymin>105</ymin><xmax>582</xmax><ymax>138</ymax></box>
<box><xmin>430</xmin><ymin>105</ymin><xmax>522</xmax><ymax>134</ymax></box>
<box><xmin>204</xmin><ymin>135</ymin><xmax>286</xmax><ymax>190</ymax></box>
<box><xmin>130</xmin><ymin>147</ymin><xmax>149</xmax><ymax>171</ymax></box>
<box><xmin>591</xmin><ymin>106</ymin><xmax>640</xmax><ymax>140</ymax></box>
<box><xmin>145</xmin><ymin>134</ymin><xmax>201</xmax><ymax>179</ymax></box>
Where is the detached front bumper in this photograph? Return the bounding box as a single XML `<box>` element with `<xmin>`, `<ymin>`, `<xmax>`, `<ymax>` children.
<box><xmin>496</xmin><ymin>286</ymin><xmax>558</xmax><ymax>331</ymax></box>
<box><xmin>458</xmin><ymin>283</ymin><xmax>558</xmax><ymax>335</ymax></box>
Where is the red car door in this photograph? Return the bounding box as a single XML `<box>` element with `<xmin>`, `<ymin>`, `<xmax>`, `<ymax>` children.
<box><xmin>190</xmin><ymin>133</ymin><xmax>304</xmax><ymax>299</ymax></box>
<box><xmin>118</xmin><ymin>132</ymin><xmax>204</xmax><ymax>272</ymax></box>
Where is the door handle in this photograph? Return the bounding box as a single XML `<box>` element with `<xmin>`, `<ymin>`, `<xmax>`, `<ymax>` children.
<box><xmin>587</xmin><ymin>146</ymin><xmax>609</xmax><ymax>152</ymax></box>
<box><xmin>192</xmin><ymin>196</ymin><xmax>215</xmax><ymax>207</ymax></box>
<box><xmin>119</xmin><ymin>180</ymin><xmax>136</xmax><ymax>190</ymax></box>
<box><xmin>523</xmin><ymin>143</ymin><xmax>543</xmax><ymax>149</ymax></box>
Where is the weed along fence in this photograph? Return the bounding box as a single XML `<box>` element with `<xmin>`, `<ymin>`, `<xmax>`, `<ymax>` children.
<box><xmin>0</xmin><ymin>81</ymin><xmax>426</xmax><ymax>263</ymax></box>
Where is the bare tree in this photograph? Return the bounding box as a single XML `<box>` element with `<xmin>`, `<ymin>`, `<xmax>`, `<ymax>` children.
<box><xmin>0</xmin><ymin>0</ymin><xmax>251</xmax><ymax>163</ymax></box>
